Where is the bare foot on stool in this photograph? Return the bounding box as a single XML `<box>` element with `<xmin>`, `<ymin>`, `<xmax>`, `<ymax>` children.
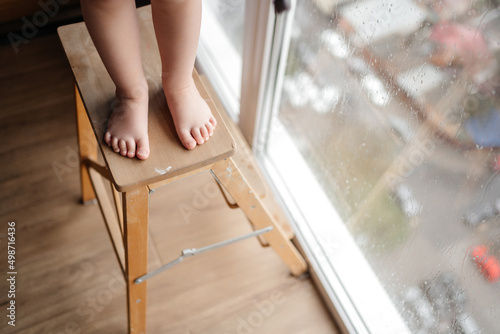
<box><xmin>164</xmin><ymin>79</ymin><xmax>217</xmax><ymax>150</ymax></box>
<box><xmin>104</xmin><ymin>87</ymin><xmax>150</xmax><ymax>160</ymax></box>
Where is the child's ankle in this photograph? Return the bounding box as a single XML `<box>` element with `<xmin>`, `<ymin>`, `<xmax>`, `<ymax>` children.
<box><xmin>161</xmin><ymin>74</ymin><xmax>194</xmax><ymax>99</ymax></box>
<box><xmin>116</xmin><ymin>81</ymin><xmax>149</xmax><ymax>101</ymax></box>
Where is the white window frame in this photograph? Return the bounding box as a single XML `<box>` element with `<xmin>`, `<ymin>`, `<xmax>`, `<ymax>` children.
<box><xmin>197</xmin><ymin>1</ymin><xmax>411</xmax><ymax>333</ymax></box>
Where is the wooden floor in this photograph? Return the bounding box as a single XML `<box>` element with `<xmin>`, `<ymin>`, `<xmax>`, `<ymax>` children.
<box><xmin>0</xmin><ymin>33</ymin><xmax>339</xmax><ymax>334</ymax></box>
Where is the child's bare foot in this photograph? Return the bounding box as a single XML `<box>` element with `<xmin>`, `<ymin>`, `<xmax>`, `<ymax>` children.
<box><xmin>164</xmin><ymin>80</ymin><xmax>217</xmax><ymax>150</ymax></box>
<box><xmin>104</xmin><ymin>87</ymin><xmax>150</xmax><ymax>160</ymax></box>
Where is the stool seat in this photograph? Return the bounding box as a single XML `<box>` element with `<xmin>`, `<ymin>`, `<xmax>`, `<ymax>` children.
<box><xmin>58</xmin><ymin>13</ymin><xmax>235</xmax><ymax>192</ymax></box>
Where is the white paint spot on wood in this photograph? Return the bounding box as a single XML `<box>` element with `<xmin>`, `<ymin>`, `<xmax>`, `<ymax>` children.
<box><xmin>155</xmin><ymin>166</ymin><xmax>172</xmax><ymax>175</ymax></box>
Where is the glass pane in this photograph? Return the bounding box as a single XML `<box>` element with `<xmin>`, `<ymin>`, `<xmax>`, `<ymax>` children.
<box><xmin>199</xmin><ymin>0</ymin><xmax>244</xmax><ymax>112</ymax></box>
<box><xmin>204</xmin><ymin>0</ymin><xmax>245</xmax><ymax>55</ymax></box>
<box><xmin>263</xmin><ymin>0</ymin><xmax>500</xmax><ymax>332</ymax></box>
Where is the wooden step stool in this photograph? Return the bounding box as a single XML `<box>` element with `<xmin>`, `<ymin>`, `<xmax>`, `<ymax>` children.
<box><xmin>57</xmin><ymin>5</ymin><xmax>307</xmax><ymax>334</ymax></box>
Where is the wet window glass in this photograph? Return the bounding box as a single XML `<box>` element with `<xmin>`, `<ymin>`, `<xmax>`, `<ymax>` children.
<box><xmin>265</xmin><ymin>0</ymin><xmax>500</xmax><ymax>332</ymax></box>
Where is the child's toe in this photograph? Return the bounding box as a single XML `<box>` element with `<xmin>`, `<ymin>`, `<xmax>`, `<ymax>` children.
<box><xmin>136</xmin><ymin>138</ymin><xmax>150</xmax><ymax>160</ymax></box>
<box><xmin>205</xmin><ymin>122</ymin><xmax>214</xmax><ymax>136</ymax></box>
<box><xmin>209</xmin><ymin>116</ymin><xmax>217</xmax><ymax>128</ymax></box>
<box><xmin>126</xmin><ymin>139</ymin><xmax>136</xmax><ymax>158</ymax></box>
<box><xmin>104</xmin><ymin>132</ymin><xmax>112</xmax><ymax>145</ymax></box>
<box><xmin>111</xmin><ymin>137</ymin><xmax>120</xmax><ymax>152</ymax></box>
<box><xmin>200</xmin><ymin>126</ymin><xmax>209</xmax><ymax>141</ymax></box>
<box><xmin>178</xmin><ymin>129</ymin><xmax>197</xmax><ymax>150</ymax></box>
<box><xmin>192</xmin><ymin>128</ymin><xmax>205</xmax><ymax>145</ymax></box>
<box><xmin>118</xmin><ymin>139</ymin><xmax>128</xmax><ymax>156</ymax></box>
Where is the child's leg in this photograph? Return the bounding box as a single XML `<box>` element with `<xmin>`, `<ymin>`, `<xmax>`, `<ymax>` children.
<box><xmin>81</xmin><ymin>0</ymin><xmax>150</xmax><ymax>160</ymax></box>
<box><xmin>151</xmin><ymin>0</ymin><xmax>217</xmax><ymax>150</ymax></box>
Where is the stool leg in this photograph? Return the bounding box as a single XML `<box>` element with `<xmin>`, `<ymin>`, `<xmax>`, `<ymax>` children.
<box><xmin>123</xmin><ymin>187</ymin><xmax>149</xmax><ymax>334</ymax></box>
<box><xmin>211</xmin><ymin>158</ymin><xmax>308</xmax><ymax>276</ymax></box>
<box><xmin>75</xmin><ymin>84</ymin><xmax>97</xmax><ymax>203</ymax></box>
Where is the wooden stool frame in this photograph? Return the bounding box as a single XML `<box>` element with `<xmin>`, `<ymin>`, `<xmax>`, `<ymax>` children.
<box><xmin>62</xmin><ymin>6</ymin><xmax>307</xmax><ymax>334</ymax></box>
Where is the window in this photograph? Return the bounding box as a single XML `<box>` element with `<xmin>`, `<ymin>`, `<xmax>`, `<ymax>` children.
<box><xmin>200</xmin><ymin>0</ymin><xmax>500</xmax><ymax>333</ymax></box>
<box><xmin>256</xmin><ymin>0</ymin><xmax>500</xmax><ymax>333</ymax></box>
<box><xmin>199</xmin><ymin>0</ymin><xmax>245</xmax><ymax>118</ymax></box>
